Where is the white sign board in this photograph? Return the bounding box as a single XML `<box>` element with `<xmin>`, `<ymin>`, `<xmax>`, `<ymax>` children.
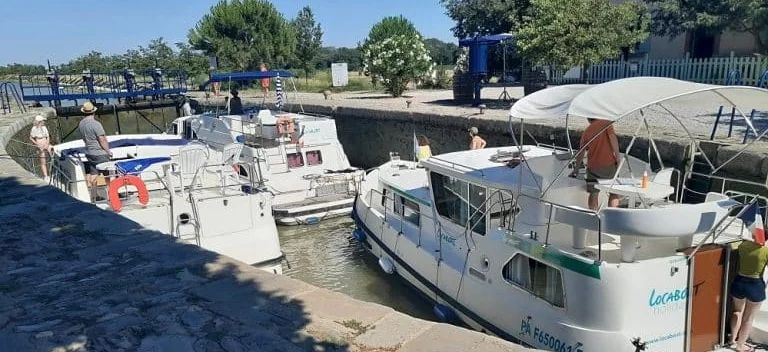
<box><xmin>208</xmin><ymin>56</ymin><xmax>218</xmax><ymax>70</ymax></box>
<box><xmin>331</xmin><ymin>63</ymin><xmax>349</xmax><ymax>87</ymax></box>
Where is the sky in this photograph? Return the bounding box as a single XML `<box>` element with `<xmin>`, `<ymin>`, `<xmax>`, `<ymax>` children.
<box><xmin>0</xmin><ymin>0</ymin><xmax>457</xmax><ymax>66</ymax></box>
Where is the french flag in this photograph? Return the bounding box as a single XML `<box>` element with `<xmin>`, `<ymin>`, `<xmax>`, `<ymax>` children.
<box><xmin>739</xmin><ymin>202</ymin><xmax>766</xmax><ymax>245</ymax></box>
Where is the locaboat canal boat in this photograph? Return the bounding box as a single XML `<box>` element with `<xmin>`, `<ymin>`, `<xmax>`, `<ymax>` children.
<box><xmin>172</xmin><ymin>70</ymin><xmax>363</xmax><ymax>225</ymax></box>
<box><xmin>352</xmin><ymin>77</ymin><xmax>768</xmax><ymax>352</ymax></box>
<box><xmin>50</xmin><ymin>133</ymin><xmax>284</xmax><ymax>273</ymax></box>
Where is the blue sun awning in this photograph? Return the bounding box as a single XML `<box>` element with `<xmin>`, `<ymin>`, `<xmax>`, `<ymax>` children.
<box><xmin>459</xmin><ymin>33</ymin><xmax>515</xmax><ymax>47</ymax></box>
<box><xmin>201</xmin><ymin>70</ymin><xmax>294</xmax><ymax>88</ymax></box>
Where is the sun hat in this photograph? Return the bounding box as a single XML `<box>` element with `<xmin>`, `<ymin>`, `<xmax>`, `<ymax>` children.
<box><xmin>34</xmin><ymin>115</ymin><xmax>46</xmax><ymax>122</ymax></box>
<box><xmin>80</xmin><ymin>101</ymin><xmax>97</xmax><ymax>114</ymax></box>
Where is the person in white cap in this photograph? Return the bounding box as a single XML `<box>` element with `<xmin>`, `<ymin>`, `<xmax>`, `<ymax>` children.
<box><xmin>29</xmin><ymin>115</ymin><xmax>54</xmax><ymax>182</ymax></box>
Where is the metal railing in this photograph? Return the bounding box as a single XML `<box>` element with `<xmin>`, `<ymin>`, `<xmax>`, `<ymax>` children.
<box><xmin>19</xmin><ymin>69</ymin><xmax>188</xmax><ymax>104</ymax></box>
<box><xmin>0</xmin><ymin>82</ymin><xmax>26</xmax><ymax>114</ymax></box>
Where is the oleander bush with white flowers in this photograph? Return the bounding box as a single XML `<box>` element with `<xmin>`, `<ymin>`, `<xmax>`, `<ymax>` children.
<box><xmin>363</xmin><ymin>34</ymin><xmax>435</xmax><ymax>97</ymax></box>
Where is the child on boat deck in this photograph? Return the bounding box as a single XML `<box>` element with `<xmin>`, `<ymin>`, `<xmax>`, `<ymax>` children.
<box><xmin>417</xmin><ymin>135</ymin><xmax>432</xmax><ymax>162</ymax></box>
<box><xmin>571</xmin><ymin>118</ymin><xmax>621</xmax><ymax>210</ymax></box>
<box><xmin>468</xmin><ymin>127</ymin><xmax>486</xmax><ymax>150</ymax></box>
<box><xmin>29</xmin><ymin>115</ymin><xmax>54</xmax><ymax>182</ymax></box>
<box><xmin>729</xmin><ymin>239</ymin><xmax>768</xmax><ymax>352</ymax></box>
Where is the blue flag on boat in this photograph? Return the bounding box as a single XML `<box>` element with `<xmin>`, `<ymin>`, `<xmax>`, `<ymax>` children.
<box><xmin>413</xmin><ymin>132</ymin><xmax>419</xmax><ymax>161</ymax></box>
<box><xmin>738</xmin><ymin>201</ymin><xmax>766</xmax><ymax>245</ymax></box>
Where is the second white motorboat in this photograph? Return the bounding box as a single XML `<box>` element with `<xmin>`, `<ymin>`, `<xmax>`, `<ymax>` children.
<box><xmin>172</xmin><ymin>70</ymin><xmax>364</xmax><ymax>225</ymax></box>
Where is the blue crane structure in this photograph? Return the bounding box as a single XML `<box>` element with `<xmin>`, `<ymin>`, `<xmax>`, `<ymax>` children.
<box><xmin>18</xmin><ymin>68</ymin><xmax>189</xmax><ymax>107</ymax></box>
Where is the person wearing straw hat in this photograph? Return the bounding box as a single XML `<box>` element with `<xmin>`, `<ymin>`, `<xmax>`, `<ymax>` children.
<box><xmin>78</xmin><ymin>101</ymin><xmax>113</xmax><ymax>201</ymax></box>
<box><xmin>29</xmin><ymin>115</ymin><xmax>54</xmax><ymax>182</ymax></box>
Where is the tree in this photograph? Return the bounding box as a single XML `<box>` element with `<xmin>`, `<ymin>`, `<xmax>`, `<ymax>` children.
<box><xmin>646</xmin><ymin>0</ymin><xmax>768</xmax><ymax>54</ymax></box>
<box><xmin>313</xmin><ymin>46</ymin><xmax>363</xmax><ymax>71</ymax></box>
<box><xmin>140</xmin><ymin>38</ymin><xmax>175</xmax><ymax>68</ymax></box>
<box><xmin>0</xmin><ymin>64</ymin><xmax>46</xmax><ymax>77</ymax></box>
<box><xmin>363</xmin><ymin>34</ymin><xmax>434</xmax><ymax>97</ymax></box>
<box><xmin>515</xmin><ymin>0</ymin><xmax>649</xmax><ymax>81</ymax></box>
<box><xmin>188</xmin><ymin>0</ymin><xmax>297</xmax><ymax>71</ymax></box>
<box><xmin>364</xmin><ymin>16</ymin><xmax>419</xmax><ymax>45</ymax></box>
<box><xmin>175</xmin><ymin>42</ymin><xmax>210</xmax><ymax>78</ymax></box>
<box><xmin>440</xmin><ymin>0</ymin><xmax>528</xmax><ymax>39</ymax></box>
<box><xmin>362</xmin><ymin>16</ymin><xmax>421</xmax><ymax>86</ymax></box>
<box><xmin>423</xmin><ymin>38</ymin><xmax>459</xmax><ymax>65</ymax></box>
<box><xmin>292</xmin><ymin>6</ymin><xmax>323</xmax><ymax>82</ymax></box>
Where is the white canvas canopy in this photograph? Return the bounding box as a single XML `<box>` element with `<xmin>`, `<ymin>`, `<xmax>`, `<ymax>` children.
<box><xmin>509</xmin><ymin>77</ymin><xmax>768</xmax><ymax>122</ymax></box>
<box><xmin>507</xmin><ymin>84</ymin><xmax>591</xmax><ymax>120</ymax></box>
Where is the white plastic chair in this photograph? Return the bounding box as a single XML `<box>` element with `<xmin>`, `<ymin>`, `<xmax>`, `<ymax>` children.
<box><xmin>649</xmin><ymin>168</ymin><xmax>676</xmax><ymax>205</ymax></box>
<box><xmin>214</xmin><ymin>143</ymin><xmax>244</xmax><ymax>188</ymax></box>
<box><xmin>172</xmin><ymin>142</ymin><xmax>209</xmax><ymax>196</ymax></box>
<box><xmin>653</xmin><ymin>168</ymin><xmax>674</xmax><ymax>186</ymax></box>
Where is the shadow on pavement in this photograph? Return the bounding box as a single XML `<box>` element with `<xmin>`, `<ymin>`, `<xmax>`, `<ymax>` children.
<box><xmin>0</xmin><ymin>175</ymin><xmax>350</xmax><ymax>352</ymax></box>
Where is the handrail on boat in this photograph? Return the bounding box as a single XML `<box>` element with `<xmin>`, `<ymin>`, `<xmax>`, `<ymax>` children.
<box><xmin>687</xmin><ymin>197</ymin><xmax>757</xmax><ymax>258</ymax></box>
<box><xmin>427</xmin><ymin>156</ymin><xmax>486</xmax><ymax>177</ymax></box>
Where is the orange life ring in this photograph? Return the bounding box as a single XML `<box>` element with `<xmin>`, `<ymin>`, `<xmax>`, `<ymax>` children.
<box><xmin>108</xmin><ymin>175</ymin><xmax>149</xmax><ymax>212</ymax></box>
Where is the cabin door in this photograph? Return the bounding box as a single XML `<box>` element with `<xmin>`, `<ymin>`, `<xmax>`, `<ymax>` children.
<box><xmin>681</xmin><ymin>244</ymin><xmax>728</xmax><ymax>352</ymax></box>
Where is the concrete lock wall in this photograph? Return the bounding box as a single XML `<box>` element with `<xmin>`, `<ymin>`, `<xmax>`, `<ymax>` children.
<box><xmin>298</xmin><ymin>104</ymin><xmax>768</xmax><ymax>195</ymax></box>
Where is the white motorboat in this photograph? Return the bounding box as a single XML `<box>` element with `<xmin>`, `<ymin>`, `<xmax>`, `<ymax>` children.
<box><xmin>352</xmin><ymin>77</ymin><xmax>768</xmax><ymax>352</ymax></box>
<box><xmin>172</xmin><ymin>70</ymin><xmax>363</xmax><ymax>226</ymax></box>
<box><xmin>50</xmin><ymin>133</ymin><xmax>284</xmax><ymax>274</ymax></box>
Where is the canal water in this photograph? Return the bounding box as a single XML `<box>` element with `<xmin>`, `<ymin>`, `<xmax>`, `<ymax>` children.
<box><xmin>277</xmin><ymin>217</ymin><xmax>436</xmax><ymax>321</ymax></box>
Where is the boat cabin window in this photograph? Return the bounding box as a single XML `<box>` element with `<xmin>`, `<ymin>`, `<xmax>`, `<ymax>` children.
<box><xmin>394</xmin><ymin>195</ymin><xmax>420</xmax><ymax>226</ymax></box>
<box><xmin>503</xmin><ymin>254</ymin><xmax>564</xmax><ymax>308</ymax></box>
<box><xmin>488</xmin><ymin>189</ymin><xmax>518</xmax><ymax>229</ymax></box>
<box><xmin>306</xmin><ymin>150</ymin><xmax>323</xmax><ymax>166</ymax></box>
<box><xmin>382</xmin><ymin>188</ymin><xmax>388</xmax><ymax>207</ymax></box>
<box><xmin>430</xmin><ymin>172</ymin><xmax>486</xmax><ymax>235</ymax></box>
<box><xmin>287</xmin><ymin>153</ymin><xmax>304</xmax><ymax>168</ymax></box>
